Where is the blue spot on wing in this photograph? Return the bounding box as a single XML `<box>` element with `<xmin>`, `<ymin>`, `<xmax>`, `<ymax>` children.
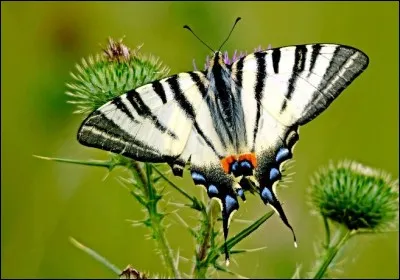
<box><xmin>261</xmin><ymin>187</ymin><xmax>273</xmax><ymax>202</ymax></box>
<box><xmin>225</xmin><ymin>195</ymin><xmax>238</xmax><ymax>214</ymax></box>
<box><xmin>240</xmin><ymin>161</ymin><xmax>252</xmax><ymax>169</ymax></box>
<box><xmin>237</xmin><ymin>188</ymin><xmax>246</xmax><ymax>201</ymax></box>
<box><xmin>276</xmin><ymin>147</ymin><xmax>290</xmax><ymax>163</ymax></box>
<box><xmin>231</xmin><ymin>161</ymin><xmax>239</xmax><ymax>172</ymax></box>
<box><xmin>191</xmin><ymin>172</ymin><xmax>206</xmax><ymax>184</ymax></box>
<box><xmin>208</xmin><ymin>184</ymin><xmax>219</xmax><ymax>195</ymax></box>
<box><xmin>269</xmin><ymin>168</ymin><xmax>280</xmax><ymax>181</ymax></box>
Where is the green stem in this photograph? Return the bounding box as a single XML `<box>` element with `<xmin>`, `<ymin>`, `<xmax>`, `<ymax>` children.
<box><xmin>322</xmin><ymin>216</ymin><xmax>331</xmax><ymax>248</ymax></box>
<box><xmin>145</xmin><ymin>164</ymin><xmax>155</xmax><ymax>207</ymax></box>
<box><xmin>313</xmin><ymin>228</ymin><xmax>352</xmax><ymax>279</ymax></box>
<box><xmin>33</xmin><ymin>155</ymin><xmax>116</xmax><ymax>169</ymax></box>
<box><xmin>192</xmin><ymin>201</ymin><xmax>219</xmax><ymax>279</ymax></box>
<box><xmin>130</xmin><ymin>161</ymin><xmax>147</xmax><ymax>190</ymax></box>
<box><xmin>153</xmin><ymin>222</ymin><xmax>181</xmax><ymax>279</ymax></box>
<box><xmin>143</xmin><ymin>164</ymin><xmax>180</xmax><ymax>279</ymax></box>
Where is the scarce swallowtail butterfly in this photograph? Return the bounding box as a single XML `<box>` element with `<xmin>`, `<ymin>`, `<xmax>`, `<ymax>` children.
<box><xmin>77</xmin><ymin>18</ymin><xmax>369</xmax><ymax>263</ymax></box>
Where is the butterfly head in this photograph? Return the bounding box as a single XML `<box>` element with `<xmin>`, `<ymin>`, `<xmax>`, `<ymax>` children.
<box><xmin>208</xmin><ymin>51</ymin><xmax>225</xmax><ymax>67</ymax></box>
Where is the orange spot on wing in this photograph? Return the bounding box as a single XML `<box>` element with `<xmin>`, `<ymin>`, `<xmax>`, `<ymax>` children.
<box><xmin>238</xmin><ymin>153</ymin><xmax>257</xmax><ymax>168</ymax></box>
<box><xmin>221</xmin><ymin>155</ymin><xmax>237</xmax><ymax>173</ymax></box>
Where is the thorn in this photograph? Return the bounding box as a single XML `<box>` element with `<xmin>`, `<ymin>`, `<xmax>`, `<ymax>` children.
<box><xmin>102</xmin><ymin>171</ymin><xmax>111</xmax><ymax>182</ymax></box>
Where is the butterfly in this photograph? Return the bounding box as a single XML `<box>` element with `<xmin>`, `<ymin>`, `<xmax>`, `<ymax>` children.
<box><xmin>77</xmin><ymin>20</ymin><xmax>369</xmax><ymax>263</ymax></box>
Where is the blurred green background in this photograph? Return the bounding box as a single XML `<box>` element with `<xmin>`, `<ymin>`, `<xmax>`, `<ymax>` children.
<box><xmin>1</xmin><ymin>1</ymin><xmax>398</xmax><ymax>278</ymax></box>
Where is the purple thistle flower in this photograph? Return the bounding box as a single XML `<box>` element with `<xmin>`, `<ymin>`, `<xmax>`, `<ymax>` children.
<box><xmin>192</xmin><ymin>59</ymin><xmax>198</xmax><ymax>71</ymax></box>
<box><xmin>195</xmin><ymin>45</ymin><xmax>272</xmax><ymax>71</ymax></box>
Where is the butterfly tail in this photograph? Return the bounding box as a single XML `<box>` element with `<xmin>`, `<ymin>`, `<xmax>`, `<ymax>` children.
<box><xmin>260</xmin><ymin>186</ymin><xmax>297</xmax><ymax>247</ymax></box>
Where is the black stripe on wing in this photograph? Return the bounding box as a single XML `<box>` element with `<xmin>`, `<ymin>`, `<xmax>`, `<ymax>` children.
<box><xmin>112</xmin><ymin>97</ymin><xmax>140</xmax><ymax>124</ymax></box>
<box><xmin>280</xmin><ymin>45</ymin><xmax>307</xmax><ymax>113</ymax></box>
<box><xmin>308</xmin><ymin>44</ymin><xmax>322</xmax><ymax>77</ymax></box>
<box><xmin>252</xmin><ymin>52</ymin><xmax>267</xmax><ymax>152</ymax></box>
<box><xmin>152</xmin><ymin>80</ymin><xmax>168</xmax><ymax>104</ymax></box>
<box><xmin>211</xmin><ymin>58</ymin><xmax>236</xmax><ymax>148</ymax></box>
<box><xmin>125</xmin><ymin>89</ymin><xmax>178</xmax><ymax>139</ymax></box>
<box><xmin>298</xmin><ymin>45</ymin><xmax>368</xmax><ymax>125</ymax></box>
<box><xmin>166</xmin><ymin>75</ymin><xmax>223</xmax><ymax>159</ymax></box>
<box><xmin>272</xmin><ymin>48</ymin><xmax>281</xmax><ymax>74</ymax></box>
<box><xmin>78</xmin><ymin>110</ymin><xmax>175</xmax><ymax>162</ymax></box>
<box><xmin>315</xmin><ymin>46</ymin><xmax>353</xmax><ymax>98</ymax></box>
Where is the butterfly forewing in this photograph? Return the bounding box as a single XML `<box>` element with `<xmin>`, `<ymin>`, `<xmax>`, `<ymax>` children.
<box><xmin>231</xmin><ymin>44</ymin><xmax>369</xmax><ymax>130</ymax></box>
<box><xmin>78</xmin><ymin>71</ymin><xmax>209</xmax><ymax>162</ymax></box>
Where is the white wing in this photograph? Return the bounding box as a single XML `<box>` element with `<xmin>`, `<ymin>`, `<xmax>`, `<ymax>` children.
<box><xmin>230</xmin><ymin>43</ymin><xmax>369</xmax><ymax>153</ymax></box>
<box><xmin>78</xmin><ymin>72</ymin><xmax>208</xmax><ymax>164</ymax></box>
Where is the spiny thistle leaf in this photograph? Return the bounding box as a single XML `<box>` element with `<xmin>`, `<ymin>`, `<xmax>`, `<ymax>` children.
<box><xmin>69</xmin><ymin>237</ymin><xmax>122</xmax><ymax>275</ymax></box>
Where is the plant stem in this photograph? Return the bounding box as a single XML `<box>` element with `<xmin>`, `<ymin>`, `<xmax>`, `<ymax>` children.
<box><xmin>322</xmin><ymin>216</ymin><xmax>331</xmax><ymax>248</ymax></box>
<box><xmin>142</xmin><ymin>163</ymin><xmax>181</xmax><ymax>279</ymax></box>
<box><xmin>33</xmin><ymin>155</ymin><xmax>116</xmax><ymax>169</ymax></box>
<box><xmin>313</xmin><ymin>228</ymin><xmax>352</xmax><ymax>279</ymax></box>
<box><xmin>153</xmin><ymin>222</ymin><xmax>181</xmax><ymax>278</ymax></box>
<box><xmin>130</xmin><ymin>161</ymin><xmax>147</xmax><ymax>189</ymax></box>
<box><xmin>192</xmin><ymin>201</ymin><xmax>218</xmax><ymax>278</ymax></box>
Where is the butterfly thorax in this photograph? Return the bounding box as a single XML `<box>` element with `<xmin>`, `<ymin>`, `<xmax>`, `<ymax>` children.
<box><xmin>205</xmin><ymin>52</ymin><xmax>247</xmax><ymax>154</ymax></box>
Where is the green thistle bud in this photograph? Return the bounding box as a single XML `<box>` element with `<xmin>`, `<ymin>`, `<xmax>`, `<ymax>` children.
<box><xmin>66</xmin><ymin>37</ymin><xmax>170</xmax><ymax>115</ymax></box>
<box><xmin>309</xmin><ymin>160</ymin><xmax>399</xmax><ymax>231</ymax></box>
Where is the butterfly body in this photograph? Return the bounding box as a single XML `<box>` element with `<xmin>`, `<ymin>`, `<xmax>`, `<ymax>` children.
<box><xmin>77</xmin><ymin>43</ymin><xmax>369</xmax><ymax>262</ymax></box>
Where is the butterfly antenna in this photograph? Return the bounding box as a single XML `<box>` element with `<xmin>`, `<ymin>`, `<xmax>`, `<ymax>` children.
<box><xmin>183</xmin><ymin>25</ymin><xmax>214</xmax><ymax>53</ymax></box>
<box><xmin>218</xmin><ymin>17</ymin><xmax>242</xmax><ymax>52</ymax></box>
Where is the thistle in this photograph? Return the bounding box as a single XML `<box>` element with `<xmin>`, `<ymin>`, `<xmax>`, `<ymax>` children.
<box><xmin>306</xmin><ymin>160</ymin><xmax>398</xmax><ymax>279</ymax></box>
<box><xmin>66</xmin><ymin>37</ymin><xmax>170</xmax><ymax>114</ymax></box>
<box><xmin>310</xmin><ymin>160</ymin><xmax>398</xmax><ymax>231</ymax></box>
<box><xmin>193</xmin><ymin>44</ymin><xmax>272</xmax><ymax>71</ymax></box>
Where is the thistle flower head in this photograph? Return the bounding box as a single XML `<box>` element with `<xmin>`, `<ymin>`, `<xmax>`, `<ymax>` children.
<box><xmin>309</xmin><ymin>160</ymin><xmax>399</xmax><ymax>231</ymax></box>
<box><xmin>192</xmin><ymin>44</ymin><xmax>272</xmax><ymax>71</ymax></box>
<box><xmin>66</xmin><ymin>37</ymin><xmax>170</xmax><ymax>114</ymax></box>
<box><xmin>103</xmin><ymin>36</ymin><xmax>134</xmax><ymax>62</ymax></box>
